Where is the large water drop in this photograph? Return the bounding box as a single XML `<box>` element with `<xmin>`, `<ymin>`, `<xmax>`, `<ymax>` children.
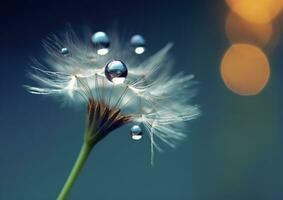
<box><xmin>105</xmin><ymin>60</ymin><xmax>128</xmax><ymax>84</ymax></box>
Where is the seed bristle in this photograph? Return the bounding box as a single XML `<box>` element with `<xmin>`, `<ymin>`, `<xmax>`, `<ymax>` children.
<box><xmin>86</xmin><ymin>99</ymin><xmax>132</xmax><ymax>139</ymax></box>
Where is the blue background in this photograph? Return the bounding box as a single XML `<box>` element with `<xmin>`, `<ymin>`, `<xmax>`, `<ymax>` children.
<box><xmin>0</xmin><ymin>0</ymin><xmax>282</xmax><ymax>199</ymax></box>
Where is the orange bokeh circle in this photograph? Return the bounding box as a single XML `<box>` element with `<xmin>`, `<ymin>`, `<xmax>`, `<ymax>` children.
<box><xmin>225</xmin><ymin>11</ymin><xmax>273</xmax><ymax>47</ymax></box>
<box><xmin>226</xmin><ymin>0</ymin><xmax>283</xmax><ymax>24</ymax></box>
<box><xmin>221</xmin><ymin>44</ymin><xmax>270</xmax><ymax>95</ymax></box>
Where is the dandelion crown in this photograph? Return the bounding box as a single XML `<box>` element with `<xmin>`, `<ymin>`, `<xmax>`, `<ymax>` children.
<box><xmin>26</xmin><ymin>28</ymin><xmax>200</xmax><ymax>200</ymax></box>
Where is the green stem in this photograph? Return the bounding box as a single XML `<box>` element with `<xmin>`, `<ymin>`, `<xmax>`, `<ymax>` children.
<box><xmin>57</xmin><ymin>142</ymin><xmax>93</xmax><ymax>200</ymax></box>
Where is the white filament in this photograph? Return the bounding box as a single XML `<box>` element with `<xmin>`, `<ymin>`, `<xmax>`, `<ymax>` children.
<box><xmin>26</xmin><ymin>30</ymin><xmax>200</xmax><ymax>164</ymax></box>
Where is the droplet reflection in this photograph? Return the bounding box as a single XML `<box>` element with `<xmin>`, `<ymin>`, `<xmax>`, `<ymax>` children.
<box><xmin>60</xmin><ymin>47</ymin><xmax>69</xmax><ymax>56</ymax></box>
<box><xmin>131</xmin><ymin>34</ymin><xmax>146</xmax><ymax>54</ymax></box>
<box><xmin>105</xmin><ymin>60</ymin><xmax>128</xmax><ymax>84</ymax></box>
<box><xmin>91</xmin><ymin>31</ymin><xmax>110</xmax><ymax>55</ymax></box>
<box><xmin>131</xmin><ymin>125</ymin><xmax>143</xmax><ymax>140</ymax></box>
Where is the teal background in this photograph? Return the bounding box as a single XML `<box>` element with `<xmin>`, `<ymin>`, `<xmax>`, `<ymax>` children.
<box><xmin>0</xmin><ymin>0</ymin><xmax>282</xmax><ymax>199</ymax></box>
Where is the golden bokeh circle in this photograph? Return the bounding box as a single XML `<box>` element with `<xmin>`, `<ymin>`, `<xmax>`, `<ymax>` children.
<box><xmin>225</xmin><ymin>11</ymin><xmax>273</xmax><ymax>47</ymax></box>
<box><xmin>221</xmin><ymin>44</ymin><xmax>270</xmax><ymax>95</ymax></box>
<box><xmin>226</xmin><ymin>0</ymin><xmax>283</xmax><ymax>24</ymax></box>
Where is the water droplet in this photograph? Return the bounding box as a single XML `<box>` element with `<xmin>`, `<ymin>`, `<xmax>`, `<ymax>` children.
<box><xmin>131</xmin><ymin>125</ymin><xmax>143</xmax><ymax>140</ymax></box>
<box><xmin>105</xmin><ymin>60</ymin><xmax>128</xmax><ymax>84</ymax></box>
<box><xmin>91</xmin><ymin>31</ymin><xmax>110</xmax><ymax>55</ymax></box>
<box><xmin>131</xmin><ymin>34</ymin><xmax>146</xmax><ymax>54</ymax></box>
<box><xmin>60</xmin><ymin>47</ymin><xmax>69</xmax><ymax>56</ymax></box>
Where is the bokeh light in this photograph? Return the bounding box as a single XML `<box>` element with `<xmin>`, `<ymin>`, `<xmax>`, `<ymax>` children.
<box><xmin>226</xmin><ymin>0</ymin><xmax>283</xmax><ymax>24</ymax></box>
<box><xmin>221</xmin><ymin>44</ymin><xmax>270</xmax><ymax>95</ymax></box>
<box><xmin>225</xmin><ymin>11</ymin><xmax>273</xmax><ymax>47</ymax></box>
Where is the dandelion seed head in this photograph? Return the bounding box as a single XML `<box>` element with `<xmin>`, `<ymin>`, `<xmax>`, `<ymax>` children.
<box><xmin>26</xmin><ymin>27</ymin><xmax>200</xmax><ymax>164</ymax></box>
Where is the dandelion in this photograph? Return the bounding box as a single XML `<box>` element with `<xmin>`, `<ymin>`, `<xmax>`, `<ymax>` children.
<box><xmin>25</xmin><ymin>29</ymin><xmax>200</xmax><ymax>200</ymax></box>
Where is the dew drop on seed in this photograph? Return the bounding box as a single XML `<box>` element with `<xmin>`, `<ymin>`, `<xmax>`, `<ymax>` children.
<box><xmin>91</xmin><ymin>31</ymin><xmax>110</xmax><ymax>55</ymax></box>
<box><xmin>105</xmin><ymin>60</ymin><xmax>128</xmax><ymax>84</ymax></box>
<box><xmin>131</xmin><ymin>34</ymin><xmax>146</xmax><ymax>54</ymax></box>
<box><xmin>131</xmin><ymin>125</ymin><xmax>143</xmax><ymax>140</ymax></box>
<box><xmin>60</xmin><ymin>47</ymin><xmax>69</xmax><ymax>56</ymax></box>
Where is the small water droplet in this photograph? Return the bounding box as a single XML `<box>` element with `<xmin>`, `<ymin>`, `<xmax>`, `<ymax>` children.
<box><xmin>131</xmin><ymin>125</ymin><xmax>143</xmax><ymax>140</ymax></box>
<box><xmin>105</xmin><ymin>60</ymin><xmax>128</xmax><ymax>84</ymax></box>
<box><xmin>131</xmin><ymin>34</ymin><xmax>146</xmax><ymax>54</ymax></box>
<box><xmin>60</xmin><ymin>47</ymin><xmax>69</xmax><ymax>56</ymax></box>
<box><xmin>91</xmin><ymin>31</ymin><xmax>110</xmax><ymax>55</ymax></box>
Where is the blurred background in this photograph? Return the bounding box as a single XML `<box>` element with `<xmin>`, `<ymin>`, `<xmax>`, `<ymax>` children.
<box><xmin>0</xmin><ymin>0</ymin><xmax>282</xmax><ymax>199</ymax></box>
